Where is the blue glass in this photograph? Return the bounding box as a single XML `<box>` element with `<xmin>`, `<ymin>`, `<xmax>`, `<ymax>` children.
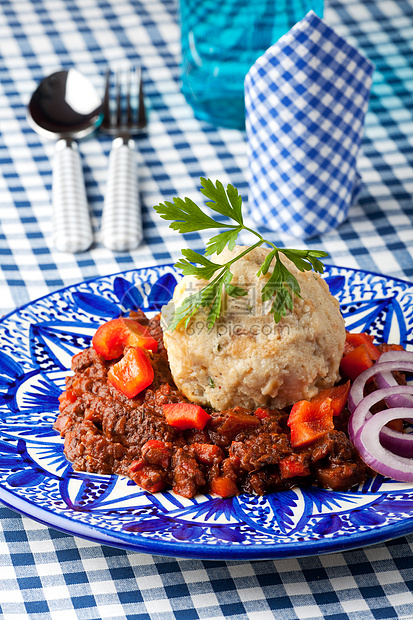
<box><xmin>179</xmin><ymin>0</ymin><xmax>324</xmax><ymax>129</ymax></box>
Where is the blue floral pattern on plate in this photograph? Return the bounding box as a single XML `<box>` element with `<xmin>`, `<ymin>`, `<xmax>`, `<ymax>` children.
<box><xmin>1</xmin><ymin>264</ymin><xmax>413</xmax><ymax>560</ymax></box>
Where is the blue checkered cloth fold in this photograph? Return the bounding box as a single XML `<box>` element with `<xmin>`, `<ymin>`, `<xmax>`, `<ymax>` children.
<box><xmin>245</xmin><ymin>11</ymin><xmax>374</xmax><ymax>239</ymax></box>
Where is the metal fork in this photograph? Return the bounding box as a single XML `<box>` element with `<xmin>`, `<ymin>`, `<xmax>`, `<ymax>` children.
<box><xmin>99</xmin><ymin>66</ymin><xmax>147</xmax><ymax>251</ymax></box>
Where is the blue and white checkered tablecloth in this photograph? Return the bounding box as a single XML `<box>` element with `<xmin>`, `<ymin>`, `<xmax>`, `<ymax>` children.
<box><xmin>1</xmin><ymin>0</ymin><xmax>413</xmax><ymax>618</ymax></box>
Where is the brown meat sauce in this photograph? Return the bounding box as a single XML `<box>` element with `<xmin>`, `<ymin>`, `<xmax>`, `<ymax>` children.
<box><xmin>54</xmin><ymin>313</ymin><xmax>369</xmax><ymax>498</ymax></box>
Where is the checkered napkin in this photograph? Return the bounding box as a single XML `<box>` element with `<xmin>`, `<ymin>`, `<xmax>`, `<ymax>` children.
<box><xmin>245</xmin><ymin>11</ymin><xmax>374</xmax><ymax>239</ymax></box>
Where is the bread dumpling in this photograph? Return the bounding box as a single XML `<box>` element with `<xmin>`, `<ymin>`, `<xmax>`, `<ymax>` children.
<box><xmin>161</xmin><ymin>245</ymin><xmax>345</xmax><ymax>411</ymax></box>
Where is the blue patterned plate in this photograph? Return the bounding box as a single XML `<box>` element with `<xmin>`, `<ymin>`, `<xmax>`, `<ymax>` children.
<box><xmin>1</xmin><ymin>264</ymin><xmax>413</xmax><ymax>560</ymax></box>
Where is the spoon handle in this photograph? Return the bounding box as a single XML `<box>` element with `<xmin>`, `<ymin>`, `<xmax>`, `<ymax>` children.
<box><xmin>52</xmin><ymin>139</ymin><xmax>94</xmax><ymax>253</ymax></box>
<box><xmin>100</xmin><ymin>137</ymin><xmax>143</xmax><ymax>252</ymax></box>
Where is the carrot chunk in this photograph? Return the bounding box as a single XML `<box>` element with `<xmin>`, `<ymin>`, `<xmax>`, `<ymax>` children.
<box><xmin>310</xmin><ymin>381</ymin><xmax>350</xmax><ymax>416</ymax></box>
<box><xmin>344</xmin><ymin>331</ymin><xmax>380</xmax><ymax>360</ymax></box>
<box><xmin>254</xmin><ymin>407</ymin><xmax>270</xmax><ymax>420</ymax></box>
<box><xmin>192</xmin><ymin>443</ymin><xmax>224</xmax><ymax>465</ymax></box>
<box><xmin>108</xmin><ymin>346</ymin><xmax>154</xmax><ymax>398</ymax></box>
<box><xmin>340</xmin><ymin>344</ymin><xmax>374</xmax><ymax>381</ymax></box>
<box><xmin>162</xmin><ymin>403</ymin><xmax>211</xmax><ymax>431</ymax></box>
<box><xmin>128</xmin><ymin>459</ymin><xmax>166</xmax><ymax>493</ymax></box>
<box><xmin>279</xmin><ymin>455</ymin><xmax>311</xmax><ymax>479</ymax></box>
<box><xmin>210</xmin><ymin>477</ymin><xmax>238</xmax><ymax>497</ymax></box>
<box><xmin>288</xmin><ymin>399</ymin><xmax>335</xmax><ymax>448</ymax></box>
<box><xmin>92</xmin><ymin>317</ymin><xmax>158</xmax><ymax>360</ymax></box>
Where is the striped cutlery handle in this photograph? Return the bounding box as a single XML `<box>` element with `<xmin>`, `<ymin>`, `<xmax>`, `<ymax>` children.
<box><xmin>100</xmin><ymin>137</ymin><xmax>143</xmax><ymax>252</ymax></box>
<box><xmin>52</xmin><ymin>139</ymin><xmax>93</xmax><ymax>253</ymax></box>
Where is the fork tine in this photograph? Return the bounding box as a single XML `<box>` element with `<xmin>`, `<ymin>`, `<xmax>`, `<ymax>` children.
<box><xmin>137</xmin><ymin>66</ymin><xmax>146</xmax><ymax>130</ymax></box>
<box><xmin>126</xmin><ymin>68</ymin><xmax>133</xmax><ymax>128</ymax></box>
<box><xmin>102</xmin><ymin>67</ymin><xmax>111</xmax><ymax>130</ymax></box>
<box><xmin>115</xmin><ymin>69</ymin><xmax>122</xmax><ymax>127</ymax></box>
<box><xmin>101</xmin><ymin>65</ymin><xmax>146</xmax><ymax>133</ymax></box>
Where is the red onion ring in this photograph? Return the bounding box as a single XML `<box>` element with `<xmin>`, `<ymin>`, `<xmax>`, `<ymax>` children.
<box><xmin>347</xmin><ymin>360</ymin><xmax>413</xmax><ymax>413</ymax></box>
<box><xmin>354</xmin><ymin>408</ymin><xmax>413</xmax><ymax>482</ymax></box>
<box><xmin>349</xmin><ymin>385</ymin><xmax>413</xmax><ymax>458</ymax></box>
<box><xmin>375</xmin><ymin>351</ymin><xmax>413</xmax><ymax>413</ymax></box>
<box><xmin>378</xmin><ymin>351</ymin><xmax>413</xmax><ymax>364</ymax></box>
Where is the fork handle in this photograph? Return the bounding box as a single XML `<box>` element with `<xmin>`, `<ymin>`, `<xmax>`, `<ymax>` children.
<box><xmin>100</xmin><ymin>137</ymin><xmax>143</xmax><ymax>252</ymax></box>
<box><xmin>52</xmin><ymin>139</ymin><xmax>94</xmax><ymax>253</ymax></box>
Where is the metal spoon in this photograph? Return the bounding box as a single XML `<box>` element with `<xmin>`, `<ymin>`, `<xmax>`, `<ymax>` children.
<box><xmin>27</xmin><ymin>69</ymin><xmax>103</xmax><ymax>253</ymax></box>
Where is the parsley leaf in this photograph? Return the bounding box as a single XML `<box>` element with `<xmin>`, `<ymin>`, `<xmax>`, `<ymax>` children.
<box><xmin>174</xmin><ymin>249</ymin><xmax>222</xmax><ymax>280</ymax></box>
<box><xmin>205</xmin><ymin>227</ymin><xmax>242</xmax><ymax>256</ymax></box>
<box><xmin>199</xmin><ymin>178</ymin><xmax>244</xmax><ymax>225</ymax></box>
<box><xmin>153</xmin><ymin>178</ymin><xmax>328</xmax><ymax>330</ymax></box>
<box><xmin>155</xmin><ymin>196</ymin><xmax>233</xmax><ymax>233</ymax></box>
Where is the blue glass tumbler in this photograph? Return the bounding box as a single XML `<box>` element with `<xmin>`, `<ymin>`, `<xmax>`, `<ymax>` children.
<box><xmin>179</xmin><ymin>0</ymin><xmax>324</xmax><ymax>129</ymax></box>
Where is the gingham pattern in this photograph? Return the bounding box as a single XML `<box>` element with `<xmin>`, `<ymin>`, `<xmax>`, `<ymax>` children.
<box><xmin>2</xmin><ymin>504</ymin><xmax>413</xmax><ymax>620</ymax></box>
<box><xmin>1</xmin><ymin>0</ymin><xmax>413</xmax><ymax>618</ymax></box>
<box><xmin>245</xmin><ymin>11</ymin><xmax>374</xmax><ymax>239</ymax></box>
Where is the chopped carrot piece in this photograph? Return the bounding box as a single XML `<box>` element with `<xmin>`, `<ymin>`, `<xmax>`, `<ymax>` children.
<box><xmin>192</xmin><ymin>443</ymin><xmax>224</xmax><ymax>465</ymax></box>
<box><xmin>254</xmin><ymin>407</ymin><xmax>270</xmax><ymax>420</ymax></box>
<box><xmin>128</xmin><ymin>459</ymin><xmax>166</xmax><ymax>493</ymax></box>
<box><xmin>141</xmin><ymin>440</ymin><xmax>171</xmax><ymax>469</ymax></box>
<box><xmin>210</xmin><ymin>477</ymin><xmax>238</xmax><ymax>497</ymax></box>
<box><xmin>108</xmin><ymin>346</ymin><xmax>154</xmax><ymax>398</ymax></box>
<box><xmin>340</xmin><ymin>343</ymin><xmax>374</xmax><ymax>381</ymax></box>
<box><xmin>344</xmin><ymin>331</ymin><xmax>380</xmax><ymax>360</ymax></box>
<box><xmin>162</xmin><ymin>402</ymin><xmax>211</xmax><ymax>430</ymax></box>
<box><xmin>311</xmin><ymin>381</ymin><xmax>350</xmax><ymax>416</ymax></box>
<box><xmin>288</xmin><ymin>399</ymin><xmax>335</xmax><ymax>448</ymax></box>
<box><xmin>279</xmin><ymin>456</ymin><xmax>311</xmax><ymax>479</ymax></box>
<box><xmin>92</xmin><ymin>317</ymin><xmax>158</xmax><ymax>360</ymax></box>
<box><xmin>58</xmin><ymin>389</ymin><xmax>77</xmax><ymax>409</ymax></box>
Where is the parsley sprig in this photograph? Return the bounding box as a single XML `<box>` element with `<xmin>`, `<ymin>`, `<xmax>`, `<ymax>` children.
<box><xmin>154</xmin><ymin>178</ymin><xmax>328</xmax><ymax>331</ymax></box>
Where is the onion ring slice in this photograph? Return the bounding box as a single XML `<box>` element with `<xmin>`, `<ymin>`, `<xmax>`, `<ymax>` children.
<box><xmin>378</xmin><ymin>351</ymin><xmax>413</xmax><ymax>364</ymax></box>
<box><xmin>375</xmin><ymin>351</ymin><xmax>413</xmax><ymax>414</ymax></box>
<box><xmin>354</xmin><ymin>407</ymin><xmax>413</xmax><ymax>482</ymax></box>
<box><xmin>349</xmin><ymin>385</ymin><xmax>413</xmax><ymax>458</ymax></box>
<box><xmin>348</xmin><ymin>360</ymin><xmax>413</xmax><ymax>413</ymax></box>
